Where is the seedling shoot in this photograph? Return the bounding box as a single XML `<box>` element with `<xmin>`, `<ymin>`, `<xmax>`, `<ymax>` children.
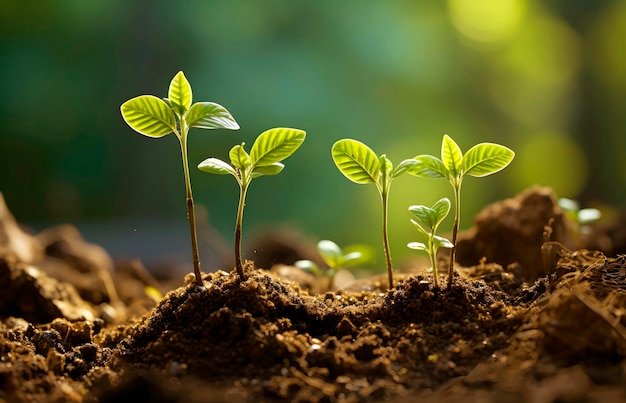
<box><xmin>409</xmin><ymin>134</ymin><xmax>514</xmax><ymax>288</ymax></box>
<box><xmin>332</xmin><ymin>139</ymin><xmax>418</xmax><ymax>289</ymax></box>
<box><xmin>407</xmin><ymin>198</ymin><xmax>454</xmax><ymax>288</ymax></box>
<box><xmin>120</xmin><ymin>71</ymin><xmax>239</xmax><ymax>286</ymax></box>
<box><xmin>198</xmin><ymin>127</ymin><xmax>306</xmax><ymax>280</ymax></box>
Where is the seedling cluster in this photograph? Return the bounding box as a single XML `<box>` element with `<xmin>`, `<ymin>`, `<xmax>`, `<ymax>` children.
<box><xmin>121</xmin><ymin>71</ymin><xmax>515</xmax><ymax>291</ymax></box>
<box><xmin>295</xmin><ymin>240</ymin><xmax>370</xmax><ymax>288</ymax></box>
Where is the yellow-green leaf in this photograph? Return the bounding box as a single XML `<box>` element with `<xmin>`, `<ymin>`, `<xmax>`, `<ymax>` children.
<box><xmin>197</xmin><ymin>157</ymin><xmax>236</xmax><ymax>176</ymax></box>
<box><xmin>186</xmin><ymin>102</ymin><xmax>239</xmax><ymax>130</ymax></box>
<box><xmin>441</xmin><ymin>134</ymin><xmax>463</xmax><ymax>177</ymax></box>
<box><xmin>331</xmin><ymin>139</ymin><xmax>380</xmax><ymax>184</ymax></box>
<box><xmin>249</xmin><ymin>127</ymin><xmax>306</xmax><ymax>167</ymax></box>
<box><xmin>120</xmin><ymin>95</ymin><xmax>176</xmax><ymax>138</ymax></box>
<box><xmin>168</xmin><ymin>71</ymin><xmax>192</xmax><ymax>117</ymax></box>
<box><xmin>462</xmin><ymin>143</ymin><xmax>515</xmax><ymax>177</ymax></box>
<box><xmin>229</xmin><ymin>143</ymin><xmax>251</xmax><ymax>171</ymax></box>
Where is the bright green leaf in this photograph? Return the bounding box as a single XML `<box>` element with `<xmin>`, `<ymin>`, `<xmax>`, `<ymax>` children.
<box><xmin>251</xmin><ymin>163</ymin><xmax>284</xmax><ymax>178</ymax></box>
<box><xmin>410</xmin><ymin>219</ymin><xmax>430</xmax><ymax>238</ymax></box>
<box><xmin>431</xmin><ymin>198</ymin><xmax>451</xmax><ymax>227</ymax></box>
<box><xmin>462</xmin><ymin>143</ymin><xmax>515</xmax><ymax>178</ymax></box>
<box><xmin>408</xmin><ymin>155</ymin><xmax>448</xmax><ymax>179</ymax></box>
<box><xmin>197</xmin><ymin>157</ymin><xmax>236</xmax><ymax>176</ymax></box>
<box><xmin>433</xmin><ymin>235</ymin><xmax>454</xmax><ymax>249</ymax></box>
<box><xmin>186</xmin><ymin>102</ymin><xmax>240</xmax><ymax>130</ymax></box>
<box><xmin>250</xmin><ymin>128</ymin><xmax>306</xmax><ymax>167</ymax></box>
<box><xmin>229</xmin><ymin>143</ymin><xmax>251</xmax><ymax>171</ymax></box>
<box><xmin>441</xmin><ymin>134</ymin><xmax>463</xmax><ymax>177</ymax></box>
<box><xmin>342</xmin><ymin>251</ymin><xmax>363</xmax><ymax>267</ymax></box>
<box><xmin>168</xmin><ymin>71</ymin><xmax>192</xmax><ymax>117</ymax></box>
<box><xmin>392</xmin><ymin>158</ymin><xmax>419</xmax><ymax>178</ymax></box>
<box><xmin>409</xmin><ymin>206</ymin><xmax>438</xmax><ymax>231</ymax></box>
<box><xmin>331</xmin><ymin>139</ymin><xmax>380</xmax><ymax>184</ymax></box>
<box><xmin>318</xmin><ymin>240</ymin><xmax>342</xmax><ymax>269</ymax></box>
<box><xmin>120</xmin><ymin>95</ymin><xmax>176</xmax><ymax>138</ymax></box>
<box><xmin>407</xmin><ymin>242</ymin><xmax>427</xmax><ymax>251</ymax></box>
<box><xmin>295</xmin><ymin>260</ymin><xmax>320</xmax><ymax>275</ymax></box>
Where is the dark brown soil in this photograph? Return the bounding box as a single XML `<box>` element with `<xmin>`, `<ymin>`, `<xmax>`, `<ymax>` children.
<box><xmin>1</xmin><ymin>187</ymin><xmax>626</xmax><ymax>402</ymax></box>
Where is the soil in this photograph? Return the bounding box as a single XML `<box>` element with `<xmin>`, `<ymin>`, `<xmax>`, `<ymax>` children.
<box><xmin>1</xmin><ymin>186</ymin><xmax>626</xmax><ymax>402</ymax></box>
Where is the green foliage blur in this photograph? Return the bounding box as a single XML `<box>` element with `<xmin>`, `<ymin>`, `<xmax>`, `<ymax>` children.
<box><xmin>1</xmin><ymin>1</ymin><xmax>624</xmax><ymax>267</ymax></box>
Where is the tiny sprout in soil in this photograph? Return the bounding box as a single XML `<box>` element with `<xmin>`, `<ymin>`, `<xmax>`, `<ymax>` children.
<box><xmin>332</xmin><ymin>139</ymin><xmax>419</xmax><ymax>289</ymax></box>
<box><xmin>198</xmin><ymin>127</ymin><xmax>306</xmax><ymax>280</ymax></box>
<box><xmin>407</xmin><ymin>197</ymin><xmax>454</xmax><ymax>288</ymax></box>
<box><xmin>558</xmin><ymin>197</ymin><xmax>602</xmax><ymax>240</ymax></box>
<box><xmin>295</xmin><ymin>239</ymin><xmax>369</xmax><ymax>288</ymax></box>
<box><xmin>120</xmin><ymin>71</ymin><xmax>239</xmax><ymax>286</ymax></box>
<box><xmin>409</xmin><ymin>134</ymin><xmax>514</xmax><ymax>288</ymax></box>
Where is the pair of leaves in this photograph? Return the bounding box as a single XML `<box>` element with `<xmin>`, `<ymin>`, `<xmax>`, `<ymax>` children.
<box><xmin>407</xmin><ymin>198</ymin><xmax>454</xmax><ymax>251</ymax></box>
<box><xmin>197</xmin><ymin>128</ymin><xmax>306</xmax><ymax>182</ymax></box>
<box><xmin>120</xmin><ymin>71</ymin><xmax>239</xmax><ymax>138</ymax></box>
<box><xmin>409</xmin><ymin>135</ymin><xmax>515</xmax><ymax>184</ymax></box>
<box><xmin>331</xmin><ymin>139</ymin><xmax>418</xmax><ymax>188</ymax></box>
<box><xmin>295</xmin><ymin>240</ymin><xmax>367</xmax><ymax>277</ymax></box>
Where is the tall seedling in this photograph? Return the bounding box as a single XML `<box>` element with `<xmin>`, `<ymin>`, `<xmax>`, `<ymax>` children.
<box><xmin>121</xmin><ymin>71</ymin><xmax>239</xmax><ymax>286</ymax></box>
<box><xmin>332</xmin><ymin>139</ymin><xmax>418</xmax><ymax>289</ymax></box>
<box><xmin>198</xmin><ymin>128</ymin><xmax>306</xmax><ymax>280</ymax></box>
<box><xmin>409</xmin><ymin>135</ymin><xmax>514</xmax><ymax>288</ymax></box>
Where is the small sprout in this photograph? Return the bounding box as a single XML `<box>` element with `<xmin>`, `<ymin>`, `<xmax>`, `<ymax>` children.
<box><xmin>558</xmin><ymin>197</ymin><xmax>601</xmax><ymax>240</ymax></box>
<box><xmin>407</xmin><ymin>198</ymin><xmax>454</xmax><ymax>288</ymax></box>
<box><xmin>409</xmin><ymin>134</ymin><xmax>514</xmax><ymax>288</ymax></box>
<box><xmin>332</xmin><ymin>139</ymin><xmax>419</xmax><ymax>289</ymax></box>
<box><xmin>295</xmin><ymin>240</ymin><xmax>369</xmax><ymax>287</ymax></box>
<box><xmin>120</xmin><ymin>71</ymin><xmax>239</xmax><ymax>286</ymax></box>
<box><xmin>198</xmin><ymin>127</ymin><xmax>306</xmax><ymax>280</ymax></box>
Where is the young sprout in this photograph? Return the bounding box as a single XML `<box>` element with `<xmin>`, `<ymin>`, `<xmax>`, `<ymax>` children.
<box><xmin>295</xmin><ymin>240</ymin><xmax>369</xmax><ymax>288</ymax></box>
<box><xmin>409</xmin><ymin>134</ymin><xmax>514</xmax><ymax>288</ymax></box>
<box><xmin>332</xmin><ymin>139</ymin><xmax>418</xmax><ymax>289</ymax></box>
<box><xmin>407</xmin><ymin>198</ymin><xmax>454</xmax><ymax>288</ymax></box>
<box><xmin>120</xmin><ymin>71</ymin><xmax>239</xmax><ymax>286</ymax></box>
<box><xmin>558</xmin><ymin>197</ymin><xmax>601</xmax><ymax>240</ymax></box>
<box><xmin>198</xmin><ymin>127</ymin><xmax>306</xmax><ymax>280</ymax></box>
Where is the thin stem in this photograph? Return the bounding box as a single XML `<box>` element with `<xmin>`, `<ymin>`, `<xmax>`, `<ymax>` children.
<box><xmin>381</xmin><ymin>190</ymin><xmax>393</xmax><ymax>289</ymax></box>
<box><xmin>448</xmin><ymin>184</ymin><xmax>461</xmax><ymax>289</ymax></box>
<box><xmin>430</xmin><ymin>240</ymin><xmax>439</xmax><ymax>288</ymax></box>
<box><xmin>179</xmin><ymin>131</ymin><xmax>203</xmax><ymax>287</ymax></box>
<box><xmin>234</xmin><ymin>179</ymin><xmax>249</xmax><ymax>280</ymax></box>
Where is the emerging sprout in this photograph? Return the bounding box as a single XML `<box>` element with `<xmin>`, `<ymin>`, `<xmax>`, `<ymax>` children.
<box><xmin>295</xmin><ymin>240</ymin><xmax>369</xmax><ymax>288</ymax></box>
<box><xmin>120</xmin><ymin>71</ymin><xmax>239</xmax><ymax>286</ymax></box>
<box><xmin>332</xmin><ymin>139</ymin><xmax>419</xmax><ymax>289</ymax></box>
<box><xmin>558</xmin><ymin>197</ymin><xmax>601</xmax><ymax>240</ymax></box>
<box><xmin>198</xmin><ymin>127</ymin><xmax>306</xmax><ymax>280</ymax></box>
<box><xmin>407</xmin><ymin>198</ymin><xmax>454</xmax><ymax>288</ymax></box>
<box><xmin>409</xmin><ymin>135</ymin><xmax>514</xmax><ymax>288</ymax></box>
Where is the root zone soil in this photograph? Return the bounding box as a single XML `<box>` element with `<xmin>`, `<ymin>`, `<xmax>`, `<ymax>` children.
<box><xmin>1</xmin><ymin>187</ymin><xmax>626</xmax><ymax>403</ymax></box>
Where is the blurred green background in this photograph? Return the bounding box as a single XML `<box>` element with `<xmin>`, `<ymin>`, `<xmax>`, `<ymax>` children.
<box><xmin>1</xmin><ymin>0</ymin><xmax>624</xmax><ymax>270</ymax></box>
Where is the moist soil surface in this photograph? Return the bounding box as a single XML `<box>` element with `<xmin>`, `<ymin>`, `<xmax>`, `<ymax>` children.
<box><xmin>1</xmin><ymin>187</ymin><xmax>626</xmax><ymax>402</ymax></box>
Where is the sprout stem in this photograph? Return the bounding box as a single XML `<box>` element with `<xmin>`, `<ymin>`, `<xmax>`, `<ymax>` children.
<box><xmin>179</xmin><ymin>134</ymin><xmax>203</xmax><ymax>287</ymax></box>
<box><xmin>234</xmin><ymin>182</ymin><xmax>248</xmax><ymax>280</ymax></box>
<box><xmin>448</xmin><ymin>184</ymin><xmax>461</xmax><ymax>289</ymax></box>
<box><xmin>381</xmin><ymin>191</ymin><xmax>393</xmax><ymax>289</ymax></box>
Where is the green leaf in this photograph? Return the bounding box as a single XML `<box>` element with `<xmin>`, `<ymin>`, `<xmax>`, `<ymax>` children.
<box><xmin>431</xmin><ymin>197</ymin><xmax>451</xmax><ymax>227</ymax></box>
<box><xmin>409</xmin><ymin>206</ymin><xmax>438</xmax><ymax>231</ymax></box>
<box><xmin>433</xmin><ymin>235</ymin><xmax>454</xmax><ymax>249</ymax></box>
<box><xmin>342</xmin><ymin>251</ymin><xmax>363</xmax><ymax>267</ymax></box>
<box><xmin>295</xmin><ymin>260</ymin><xmax>320</xmax><ymax>275</ymax></box>
<box><xmin>168</xmin><ymin>71</ymin><xmax>192</xmax><ymax>117</ymax></box>
<box><xmin>197</xmin><ymin>158</ymin><xmax>236</xmax><ymax>176</ymax></box>
<box><xmin>392</xmin><ymin>158</ymin><xmax>419</xmax><ymax>178</ymax></box>
<box><xmin>331</xmin><ymin>139</ymin><xmax>381</xmax><ymax>184</ymax></box>
<box><xmin>409</xmin><ymin>219</ymin><xmax>430</xmax><ymax>238</ymax></box>
<box><xmin>408</xmin><ymin>155</ymin><xmax>447</xmax><ymax>179</ymax></box>
<box><xmin>318</xmin><ymin>240</ymin><xmax>342</xmax><ymax>269</ymax></box>
<box><xmin>462</xmin><ymin>143</ymin><xmax>515</xmax><ymax>178</ymax></box>
<box><xmin>186</xmin><ymin>102</ymin><xmax>240</xmax><ymax>130</ymax></box>
<box><xmin>250</xmin><ymin>127</ymin><xmax>306</xmax><ymax>167</ymax></box>
<box><xmin>407</xmin><ymin>242</ymin><xmax>427</xmax><ymax>251</ymax></box>
<box><xmin>251</xmin><ymin>163</ymin><xmax>284</xmax><ymax>178</ymax></box>
<box><xmin>229</xmin><ymin>143</ymin><xmax>251</xmax><ymax>171</ymax></box>
<box><xmin>441</xmin><ymin>134</ymin><xmax>463</xmax><ymax>177</ymax></box>
<box><xmin>120</xmin><ymin>95</ymin><xmax>177</xmax><ymax>138</ymax></box>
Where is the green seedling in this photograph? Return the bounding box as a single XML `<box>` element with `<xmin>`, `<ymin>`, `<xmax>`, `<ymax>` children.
<box><xmin>407</xmin><ymin>198</ymin><xmax>454</xmax><ymax>288</ymax></box>
<box><xmin>198</xmin><ymin>127</ymin><xmax>306</xmax><ymax>279</ymax></box>
<box><xmin>121</xmin><ymin>71</ymin><xmax>239</xmax><ymax>286</ymax></box>
<box><xmin>409</xmin><ymin>134</ymin><xmax>514</xmax><ymax>288</ymax></box>
<box><xmin>332</xmin><ymin>139</ymin><xmax>419</xmax><ymax>289</ymax></box>
<box><xmin>558</xmin><ymin>197</ymin><xmax>601</xmax><ymax>240</ymax></box>
<box><xmin>295</xmin><ymin>240</ymin><xmax>369</xmax><ymax>287</ymax></box>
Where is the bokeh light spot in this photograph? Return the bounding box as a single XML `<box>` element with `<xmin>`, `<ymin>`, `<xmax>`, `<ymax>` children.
<box><xmin>448</xmin><ymin>0</ymin><xmax>526</xmax><ymax>44</ymax></box>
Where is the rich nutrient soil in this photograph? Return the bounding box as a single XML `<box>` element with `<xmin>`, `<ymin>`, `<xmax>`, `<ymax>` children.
<box><xmin>1</xmin><ymin>187</ymin><xmax>626</xmax><ymax>402</ymax></box>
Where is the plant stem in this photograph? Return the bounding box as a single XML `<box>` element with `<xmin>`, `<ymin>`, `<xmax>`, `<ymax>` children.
<box><xmin>448</xmin><ymin>184</ymin><xmax>461</xmax><ymax>289</ymax></box>
<box><xmin>381</xmin><ymin>191</ymin><xmax>393</xmax><ymax>289</ymax></box>
<box><xmin>430</xmin><ymin>241</ymin><xmax>439</xmax><ymax>288</ymax></box>
<box><xmin>179</xmin><ymin>134</ymin><xmax>203</xmax><ymax>287</ymax></box>
<box><xmin>234</xmin><ymin>181</ymin><xmax>248</xmax><ymax>280</ymax></box>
